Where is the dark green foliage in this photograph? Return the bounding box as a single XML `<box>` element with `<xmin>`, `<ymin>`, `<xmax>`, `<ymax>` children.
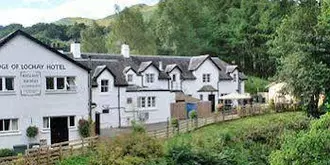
<box><xmin>26</xmin><ymin>126</ymin><xmax>38</xmax><ymax>138</ymax></box>
<box><xmin>270</xmin><ymin>113</ymin><xmax>330</xmax><ymax>165</ymax></box>
<box><xmin>56</xmin><ymin>155</ymin><xmax>91</xmax><ymax>165</ymax></box>
<box><xmin>170</xmin><ymin>118</ymin><xmax>178</xmax><ymax>128</ymax></box>
<box><xmin>245</xmin><ymin>76</ymin><xmax>269</xmax><ymax>94</ymax></box>
<box><xmin>81</xmin><ymin>22</ymin><xmax>107</xmax><ymax>53</ymax></box>
<box><xmin>189</xmin><ymin>110</ymin><xmax>197</xmax><ymax>119</ymax></box>
<box><xmin>0</xmin><ymin>149</ymin><xmax>16</xmax><ymax>158</ymax></box>
<box><xmin>131</xmin><ymin>120</ymin><xmax>146</xmax><ymax>133</ymax></box>
<box><xmin>78</xmin><ymin>119</ymin><xmax>90</xmax><ymax>138</ymax></box>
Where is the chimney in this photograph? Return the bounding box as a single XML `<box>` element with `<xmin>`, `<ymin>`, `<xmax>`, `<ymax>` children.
<box><xmin>70</xmin><ymin>43</ymin><xmax>81</xmax><ymax>58</ymax></box>
<box><xmin>159</xmin><ymin>61</ymin><xmax>163</xmax><ymax>71</ymax></box>
<box><xmin>121</xmin><ymin>44</ymin><xmax>130</xmax><ymax>58</ymax></box>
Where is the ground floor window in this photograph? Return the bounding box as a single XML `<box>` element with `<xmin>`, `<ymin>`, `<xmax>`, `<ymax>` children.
<box><xmin>46</xmin><ymin>76</ymin><xmax>76</xmax><ymax>91</ymax></box>
<box><xmin>43</xmin><ymin>116</ymin><xmax>75</xmax><ymax>129</ymax></box>
<box><xmin>0</xmin><ymin>119</ymin><xmax>18</xmax><ymax>132</ymax></box>
<box><xmin>138</xmin><ymin>112</ymin><xmax>149</xmax><ymax>121</ymax></box>
<box><xmin>138</xmin><ymin>96</ymin><xmax>156</xmax><ymax>108</ymax></box>
<box><xmin>0</xmin><ymin>77</ymin><xmax>15</xmax><ymax>92</ymax></box>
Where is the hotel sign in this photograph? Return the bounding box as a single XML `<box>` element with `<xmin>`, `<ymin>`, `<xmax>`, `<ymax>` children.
<box><xmin>20</xmin><ymin>71</ymin><xmax>41</xmax><ymax>96</ymax></box>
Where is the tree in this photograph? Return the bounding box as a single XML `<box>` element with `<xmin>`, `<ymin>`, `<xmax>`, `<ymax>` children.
<box><xmin>81</xmin><ymin>22</ymin><xmax>107</xmax><ymax>53</ymax></box>
<box><xmin>107</xmin><ymin>7</ymin><xmax>156</xmax><ymax>54</ymax></box>
<box><xmin>66</xmin><ymin>23</ymin><xmax>87</xmax><ymax>42</ymax></box>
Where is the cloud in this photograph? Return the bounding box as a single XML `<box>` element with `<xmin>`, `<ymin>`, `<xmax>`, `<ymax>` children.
<box><xmin>0</xmin><ymin>0</ymin><xmax>159</xmax><ymax>26</ymax></box>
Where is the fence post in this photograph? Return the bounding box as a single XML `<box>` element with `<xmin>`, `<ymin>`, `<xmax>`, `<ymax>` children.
<box><xmin>47</xmin><ymin>146</ymin><xmax>50</xmax><ymax>165</ymax></box>
<box><xmin>59</xmin><ymin>144</ymin><xmax>63</xmax><ymax>161</ymax></box>
<box><xmin>166</xmin><ymin>118</ymin><xmax>169</xmax><ymax>138</ymax></box>
<box><xmin>82</xmin><ymin>138</ymin><xmax>85</xmax><ymax>155</ymax></box>
<box><xmin>37</xmin><ymin>148</ymin><xmax>40</xmax><ymax>165</ymax></box>
<box><xmin>70</xmin><ymin>145</ymin><xmax>73</xmax><ymax>156</ymax></box>
<box><xmin>186</xmin><ymin>119</ymin><xmax>189</xmax><ymax>132</ymax></box>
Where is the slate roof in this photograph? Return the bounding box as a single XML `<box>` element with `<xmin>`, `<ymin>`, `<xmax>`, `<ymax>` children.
<box><xmin>69</xmin><ymin>53</ymin><xmax>247</xmax><ymax>86</ymax></box>
<box><xmin>197</xmin><ymin>85</ymin><xmax>218</xmax><ymax>92</ymax></box>
<box><xmin>0</xmin><ymin>30</ymin><xmax>90</xmax><ymax>71</ymax></box>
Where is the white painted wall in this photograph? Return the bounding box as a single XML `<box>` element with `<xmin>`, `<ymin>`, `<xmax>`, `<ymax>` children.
<box><xmin>168</xmin><ymin>68</ymin><xmax>181</xmax><ymax>90</ymax></box>
<box><xmin>125</xmin><ymin>69</ymin><xmax>142</xmax><ymax>86</ymax></box>
<box><xmin>125</xmin><ymin>91</ymin><xmax>175</xmax><ymax>125</ymax></box>
<box><xmin>141</xmin><ymin>65</ymin><xmax>168</xmax><ymax>89</ymax></box>
<box><xmin>0</xmin><ymin>35</ymin><xmax>89</xmax><ymax>149</ymax></box>
<box><xmin>182</xmin><ymin>59</ymin><xmax>220</xmax><ymax>100</ymax></box>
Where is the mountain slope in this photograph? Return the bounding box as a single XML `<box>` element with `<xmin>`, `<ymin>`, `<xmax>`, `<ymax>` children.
<box><xmin>54</xmin><ymin>4</ymin><xmax>157</xmax><ymax>26</ymax></box>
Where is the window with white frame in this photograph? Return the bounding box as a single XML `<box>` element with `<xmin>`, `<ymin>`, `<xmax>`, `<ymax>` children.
<box><xmin>46</xmin><ymin>77</ymin><xmax>76</xmax><ymax>91</ymax></box>
<box><xmin>145</xmin><ymin>74</ymin><xmax>155</xmax><ymax>83</ymax></box>
<box><xmin>69</xmin><ymin>116</ymin><xmax>75</xmax><ymax>127</ymax></box>
<box><xmin>127</xmin><ymin>74</ymin><xmax>133</xmax><ymax>82</ymax></box>
<box><xmin>43</xmin><ymin>116</ymin><xmax>75</xmax><ymax>129</ymax></box>
<box><xmin>0</xmin><ymin>119</ymin><xmax>18</xmax><ymax>132</ymax></box>
<box><xmin>138</xmin><ymin>96</ymin><xmax>156</xmax><ymax>108</ymax></box>
<box><xmin>202</xmin><ymin>74</ymin><xmax>211</xmax><ymax>83</ymax></box>
<box><xmin>43</xmin><ymin>117</ymin><xmax>50</xmax><ymax>129</ymax></box>
<box><xmin>233</xmin><ymin>74</ymin><xmax>237</xmax><ymax>82</ymax></box>
<box><xmin>100</xmin><ymin>79</ymin><xmax>109</xmax><ymax>92</ymax></box>
<box><xmin>200</xmin><ymin>94</ymin><xmax>203</xmax><ymax>100</ymax></box>
<box><xmin>0</xmin><ymin>77</ymin><xmax>15</xmax><ymax>92</ymax></box>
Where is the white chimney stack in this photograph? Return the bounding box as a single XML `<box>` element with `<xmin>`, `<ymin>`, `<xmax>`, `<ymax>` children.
<box><xmin>121</xmin><ymin>44</ymin><xmax>130</xmax><ymax>58</ymax></box>
<box><xmin>70</xmin><ymin>43</ymin><xmax>81</xmax><ymax>58</ymax></box>
<box><xmin>159</xmin><ymin>61</ymin><xmax>163</xmax><ymax>71</ymax></box>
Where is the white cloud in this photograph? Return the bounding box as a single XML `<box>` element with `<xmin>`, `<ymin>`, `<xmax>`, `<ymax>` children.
<box><xmin>22</xmin><ymin>0</ymin><xmax>49</xmax><ymax>3</ymax></box>
<box><xmin>0</xmin><ymin>0</ymin><xmax>159</xmax><ymax>26</ymax></box>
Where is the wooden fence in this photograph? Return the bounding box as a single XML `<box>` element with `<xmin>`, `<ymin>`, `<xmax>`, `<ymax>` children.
<box><xmin>0</xmin><ymin>136</ymin><xmax>98</xmax><ymax>165</ymax></box>
<box><xmin>149</xmin><ymin>104</ymin><xmax>269</xmax><ymax>139</ymax></box>
<box><xmin>170</xmin><ymin>101</ymin><xmax>212</xmax><ymax>120</ymax></box>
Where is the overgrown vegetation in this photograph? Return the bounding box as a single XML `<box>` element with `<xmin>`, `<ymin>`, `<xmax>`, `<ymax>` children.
<box><xmin>245</xmin><ymin>76</ymin><xmax>269</xmax><ymax>94</ymax></box>
<box><xmin>59</xmin><ymin>112</ymin><xmax>312</xmax><ymax>165</ymax></box>
<box><xmin>78</xmin><ymin>119</ymin><xmax>90</xmax><ymax>138</ymax></box>
<box><xmin>0</xmin><ymin>149</ymin><xmax>16</xmax><ymax>158</ymax></box>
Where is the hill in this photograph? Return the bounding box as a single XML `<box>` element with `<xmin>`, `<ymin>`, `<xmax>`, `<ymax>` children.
<box><xmin>54</xmin><ymin>4</ymin><xmax>157</xmax><ymax>27</ymax></box>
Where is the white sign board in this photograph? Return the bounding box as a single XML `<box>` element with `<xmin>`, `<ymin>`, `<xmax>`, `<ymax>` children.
<box><xmin>20</xmin><ymin>71</ymin><xmax>41</xmax><ymax>96</ymax></box>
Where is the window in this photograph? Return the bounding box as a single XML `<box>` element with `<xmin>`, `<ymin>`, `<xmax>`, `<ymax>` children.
<box><xmin>46</xmin><ymin>77</ymin><xmax>54</xmax><ymax>90</ymax></box>
<box><xmin>172</xmin><ymin>74</ymin><xmax>176</xmax><ymax>82</ymax></box>
<box><xmin>46</xmin><ymin>77</ymin><xmax>76</xmax><ymax>91</ymax></box>
<box><xmin>102</xmin><ymin>109</ymin><xmax>109</xmax><ymax>114</ymax></box>
<box><xmin>233</xmin><ymin>74</ymin><xmax>237</xmax><ymax>82</ymax></box>
<box><xmin>0</xmin><ymin>119</ymin><xmax>18</xmax><ymax>132</ymax></box>
<box><xmin>146</xmin><ymin>74</ymin><xmax>155</xmax><ymax>83</ymax></box>
<box><xmin>127</xmin><ymin>98</ymin><xmax>133</xmax><ymax>104</ymax></box>
<box><xmin>127</xmin><ymin>74</ymin><xmax>133</xmax><ymax>82</ymax></box>
<box><xmin>66</xmin><ymin>77</ymin><xmax>76</xmax><ymax>91</ymax></box>
<box><xmin>69</xmin><ymin>116</ymin><xmax>75</xmax><ymax>127</ymax></box>
<box><xmin>202</xmin><ymin>74</ymin><xmax>211</xmax><ymax>83</ymax></box>
<box><xmin>200</xmin><ymin>94</ymin><xmax>203</xmax><ymax>100</ymax></box>
<box><xmin>0</xmin><ymin>77</ymin><xmax>15</xmax><ymax>92</ymax></box>
<box><xmin>101</xmin><ymin>80</ymin><xmax>109</xmax><ymax>92</ymax></box>
<box><xmin>138</xmin><ymin>112</ymin><xmax>149</xmax><ymax>121</ymax></box>
<box><xmin>138</xmin><ymin>96</ymin><xmax>156</xmax><ymax>108</ymax></box>
<box><xmin>43</xmin><ymin>117</ymin><xmax>50</xmax><ymax>129</ymax></box>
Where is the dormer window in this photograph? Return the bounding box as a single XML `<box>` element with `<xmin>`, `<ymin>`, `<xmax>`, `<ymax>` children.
<box><xmin>202</xmin><ymin>74</ymin><xmax>211</xmax><ymax>83</ymax></box>
<box><xmin>146</xmin><ymin>74</ymin><xmax>155</xmax><ymax>83</ymax></box>
<box><xmin>127</xmin><ymin>74</ymin><xmax>133</xmax><ymax>82</ymax></box>
<box><xmin>101</xmin><ymin>79</ymin><xmax>109</xmax><ymax>92</ymax></box>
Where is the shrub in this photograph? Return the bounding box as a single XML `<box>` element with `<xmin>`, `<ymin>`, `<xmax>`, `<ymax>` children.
<box><xmin>170</xmin><ymin>118</ymin><xmax>179</xmax><ymax>128</ymax></box>
<box><xmin>189</xmin><ymin>110</ymin><xmax>197</xmax><ymax>119</ymax></box>
<box><xmin>78</xmin><ymin>119</ymin><xmax>90</xmax><ymax>138</ymax></box>
<box><xmin>0</xmin><ymin>148</ymin><xmax>15</xmax><ymax>158</ymax></box>
<box><xmin>26</xmin><ymin>126</ymin><xmax>38</xmax><ymax>138</ymax></box>
<box><xmin>91</xmin><ymin>132</ymin><xmax>163</xmax><ymax>165</ymax></box>
<box><xmin>269</xmin><ymin>113</ymin><xmax>330</xmax><ymax>165</ymax></box>
<box><xmin>131</xmin><ymin>120</ymin><xmax>146</xmax><ymax>133</ymax></box>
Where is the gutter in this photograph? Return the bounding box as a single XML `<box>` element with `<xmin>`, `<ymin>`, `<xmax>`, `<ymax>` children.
<box><xmin>118</xmin><ymin>87</ymin><xmax>122</xmax><ymax>128</ymax></box>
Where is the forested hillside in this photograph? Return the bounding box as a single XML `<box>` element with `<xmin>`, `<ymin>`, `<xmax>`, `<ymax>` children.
<box><xmin>0</xmin><ymin>0</ymin><xmax>327</xmax><ymax>80</ymax></box>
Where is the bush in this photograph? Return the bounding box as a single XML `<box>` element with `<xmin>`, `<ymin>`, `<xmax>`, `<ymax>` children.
<box><xmin>0</xmin><ymin>148</ymin><xmax>15</xmax><ymax>158</ymax></box>
<box><xmin>170</xmin><ymin>118</ymin><xmax>179</xmax><ymax>128</ymax></box>
<box><xmin>189</xmin><ymin>110</ymin><xmax>197</xmax><ymax>119</ymax></box>
<box><xmin>78</xmin><ymin>119</ymin><xmax>90</xmax><ymax>138</ymax></box>
<box><xmin>91</xmin><ymin>132</ymin><xmax>163</xmax><ymax>165</ymax></box>
<box><xmin>269</xmin><ymin>113</ymin><xmax>330</xmax><ymax>165</ymax></box>
<box><xmin>26</xmin><ymin>126</ymin><xmax>38</xmax><ymax>138</ymax></box>
<box><xmin>131</xmin><ymin>120</ymin><xmax>146</xmax><ymax>133</ymax></box>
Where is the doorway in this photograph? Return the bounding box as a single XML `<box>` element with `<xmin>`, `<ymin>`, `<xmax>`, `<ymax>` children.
<box><xmin>95</xmin><ymin>113</ymin><xmax>100</xmax><ymax>135</ymax></box>
<box><xmin>208</xmin><ymin>94</ymin><xmax>215</xmax><ymax>112</ymax></box>
<box><xmin>51</xmin><ymin>117</ymin><xmax>69</xmax><ymax>144</ymax></box>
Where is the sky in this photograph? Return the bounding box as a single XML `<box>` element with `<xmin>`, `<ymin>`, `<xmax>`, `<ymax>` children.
<box><xmin>0</xmin><ymin>0</ymin><xmax>159</xmax><ymax>27</ymax></box>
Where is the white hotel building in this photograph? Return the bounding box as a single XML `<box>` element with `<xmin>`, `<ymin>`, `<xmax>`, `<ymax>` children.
<box><xmin>0</xmin><ymin>30</ymin><xmax>246</xmax><ymax>149</ymax></box>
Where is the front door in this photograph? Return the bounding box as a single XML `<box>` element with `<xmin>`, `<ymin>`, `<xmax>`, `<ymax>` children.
<box><xmin>208</xmin><ymin>94</ymin><xmax>215</xmax><ymax>112</ymax></box>
<box><xmin>95</xmin><ymin>113</ymin><xmax>100</xmax><ymax>135</ymax></box>
<box><xmin>51</xmin><ymin>117</ymin><xmax>68</xmax><ymax>144</ymax></box>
